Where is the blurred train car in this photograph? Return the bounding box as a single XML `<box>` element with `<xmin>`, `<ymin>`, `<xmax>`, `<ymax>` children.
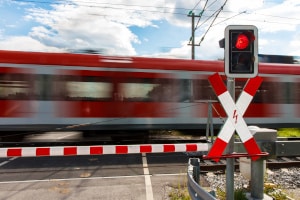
<box><xmin>0</xmin><ymin>50</ymin><xmax>299</xmax><ymax>136</ymax></box>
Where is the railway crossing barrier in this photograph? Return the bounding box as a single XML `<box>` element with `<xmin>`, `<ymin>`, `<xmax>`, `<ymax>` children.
<box><xmin>0</xmin><ymin>143</ymin><xmax>209</xmax><ymax>157</ymax></box>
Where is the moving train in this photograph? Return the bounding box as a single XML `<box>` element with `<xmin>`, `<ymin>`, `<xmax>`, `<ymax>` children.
<box><xmin>0</xmin><ymin>50</ymin><xmax>299</xmax><ymax>136</ymax></box>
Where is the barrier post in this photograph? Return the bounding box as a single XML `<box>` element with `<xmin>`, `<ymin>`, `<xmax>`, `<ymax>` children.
<box><xmin>249</xmin><ymin>127</ymin><xmax>277</xmax><ymax>200</ymax></box>
<box><xmin>189</xmin><ymin>158</ymin><xmax>200</xmax><ymax>183</ymax></box>
<box><xmin>251</xmin><ymin>159</ymin><xmax>264</xmax><ymax>199</ymax></box>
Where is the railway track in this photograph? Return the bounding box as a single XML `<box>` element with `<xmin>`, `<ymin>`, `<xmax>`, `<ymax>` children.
<box><xmin>197</xmin><ymin>156</ymin><xmax>300</xmax><ymax>172</ymax></box>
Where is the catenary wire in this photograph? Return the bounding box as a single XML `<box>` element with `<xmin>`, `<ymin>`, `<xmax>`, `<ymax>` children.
<box><xmin>13</xmin><ymin>0</ymin><xmax>300</xmax><ymax>24</ymax></box>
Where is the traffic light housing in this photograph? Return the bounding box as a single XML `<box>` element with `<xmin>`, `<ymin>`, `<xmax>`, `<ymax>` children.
<box><xmin>225</xmin><ymin>25</ymin><xmax>258</xmax><ymax>78</ymax></box>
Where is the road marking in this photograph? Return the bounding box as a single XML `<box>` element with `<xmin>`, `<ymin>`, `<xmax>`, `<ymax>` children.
<box><xmin>0</xmin><ymin>157</ymin><xmax>18</xmax><ymax>167</ymax></box>
<box><xmin>142</xmin><ymin>153</ymin><xmax>154</xmax><ymax>200</ymax></box>
<box><xmin>0</xmin><ymin>173</ymin><xmax>185</xmax><ymax>185</ymax></box>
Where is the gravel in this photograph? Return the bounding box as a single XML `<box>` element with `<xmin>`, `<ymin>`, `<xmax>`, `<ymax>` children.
<box><xmin>202</xmin><ymin>167</ymin><xmax>300</xmax><ymax>199</ymax></box>
<box><xmin>265</xmin><ymin>168</ymin><xmax>300</xmax><ymax>189</ymax></box>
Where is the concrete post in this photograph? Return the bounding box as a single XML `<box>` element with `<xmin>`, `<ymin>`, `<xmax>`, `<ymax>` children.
<box><xmin>251</xmin><ymin>158</ymin><xmax>264</xmax><ymax>199</ymax></box>
<box><xmin>249</xmin><ymin>127</ymin><xmax>277</xmax><ymax>200</ymax></box>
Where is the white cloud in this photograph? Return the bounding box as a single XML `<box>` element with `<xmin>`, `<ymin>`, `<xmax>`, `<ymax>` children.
<box><xmin>0</xmin><ymin>36</ymin><xmax>62</xmax><ymax>52</ymax></box>
<box><xmin>1</xmin><ymin>0</ymin><xmax>300</xmax><ymax>58</ymax></box>
<box><xmin>150</xmin><ymin>33</ymin><xmax>224</xmax><ymax>60</ymax></box>
<box><xmin>150</xmin><ymin>40</ymin><xmax>190</xmax><ymax>59</ymax></box>
<box><xmin>288</xmin><ymin>32</ymin><xmax>300</xmax><ymax>55</ymax></box>
<box><xmin>22</xmin><ymin>1</ymin><xmax>154</xmax><ymax>55</ymax></box>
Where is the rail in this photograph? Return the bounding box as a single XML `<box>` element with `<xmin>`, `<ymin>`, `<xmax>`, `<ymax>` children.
<box><xmin>187</xmin><ymin>158</ymin><xmax>216</xmax><ymax>200</ymax></box>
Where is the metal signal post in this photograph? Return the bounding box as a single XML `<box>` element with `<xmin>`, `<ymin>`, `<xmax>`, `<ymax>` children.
<box><xmin>216</xmin><ymin>25</ymin><xmax>259</xmax><ymax>199</ymax></box>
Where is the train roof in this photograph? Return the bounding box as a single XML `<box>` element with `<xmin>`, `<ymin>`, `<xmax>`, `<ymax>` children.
<box><xmin>0</xmin><ymin>50</ymin><xmax>299</xmax><ymax>75</ymax></box>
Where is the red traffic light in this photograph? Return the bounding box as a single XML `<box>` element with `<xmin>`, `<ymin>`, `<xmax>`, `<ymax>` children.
<box><xmin>225</xmin><ymin>25</ymin><xmax>258</xmax><ymax>78</ymax></box>
<box><xmin>235</xmin><ymin>33</ymin><xmax>249</xmax><ymax>50</ymax></box>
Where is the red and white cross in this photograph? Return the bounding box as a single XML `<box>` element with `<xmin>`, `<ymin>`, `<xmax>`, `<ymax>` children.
<box><xmin>206</xmin><ymin>73</ymin><xmax>263</xmax><ymax>162</ymax></box>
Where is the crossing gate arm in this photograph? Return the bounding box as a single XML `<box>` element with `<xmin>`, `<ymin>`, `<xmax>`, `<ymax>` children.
<box><xmin>0</xmin><ymin>143</ymin><xmax>209</xmax><ymax>158</ymax></box>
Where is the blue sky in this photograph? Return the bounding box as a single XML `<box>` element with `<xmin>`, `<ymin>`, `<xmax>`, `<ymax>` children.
<box><xmin>1</xmin><ymin>0</ymin><xmax>300</xmax><ymax>60</ymax></box>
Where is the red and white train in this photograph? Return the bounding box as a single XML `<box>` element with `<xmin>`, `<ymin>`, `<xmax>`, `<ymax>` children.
<box><xmin>0</xmin><ymin>50</ymin><xmax>299</xmax><ymax>134</ymax></box>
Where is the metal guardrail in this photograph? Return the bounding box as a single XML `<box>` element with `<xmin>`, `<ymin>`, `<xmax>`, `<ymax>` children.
<box><xmin>187</xmin><ymin>158</ymin><xmax>216</xmax><ymax>200</ymax></box>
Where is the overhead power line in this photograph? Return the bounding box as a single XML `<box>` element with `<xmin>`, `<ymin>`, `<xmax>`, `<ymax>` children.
<box><xmin>13</xmin><ymin>0</ymin><xmax>300</xmax><ymax>24</ymax></box>
<box><xmin>13</xmin><ymin>0</ymin><xmax>203</xmax><ymax>14</ymax></box>
<box><xmin>188</xmin><ymin>0</ymin><xmax>231</xmax><ymax>59</ymax></box>
<box><xmin>198</xmin><ymin>0</ymin><xmax>228</xmax><ymax>46</ymax></box>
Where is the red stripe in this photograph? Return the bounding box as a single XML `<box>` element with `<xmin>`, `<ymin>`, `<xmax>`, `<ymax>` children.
<box><xmin>0</xmin><ymin>67</ymin><xmax>33</xmax><ymax>74</ymax></box>
<box><xmin>163</xmin><ymin>144</ymin><xmax>175</xmax><ymax>152</ymax></box>
<box><xmin>208</xmin><ymin>73</ymin><xmax>227</xmax><ymax>96</ymax></box>
<box><xmin>186</xmin><ymin>144</ymin><xmax>198</xmax><ymax>152</ymax></box>
<box><xmin>36</xmin><ymin>148</ymin><xmax>50</xmax><ymax>156</ymax></box>
<box><xmin>206</xmin><ymin>138</ymin><xmax>228</xmax><ymax>162</ymax></box>
<box><xmin>0</xmin><ymin>100</ymin><xmax>33</xmax><ymax>117</ymax></box>
<box><xmin>56</xmin><ymin>102</ymin><xmax>177</xmax><ymax>118</ymax></box>
<box><xmin>64</xmin><ymin>147</ymin><xmax>77</xmax><ymax>155</ymax></box>
<box><xmin>116</xmin><ymin>146</ymin><xmax>128</xmax><ymax>154</ymax></box>
<box><xmin>7</xmin><ymin>148</ymin><xmax>22</xmax><ymax>157</ymax></box>
<box><xmin>244</xmin><ymin>76</ymin><xmax>263</xmax><ymax>96</ymax></box>
<box><xmin>140</xmin><ymin>145</ymin><xmax>152</xmax><ymax>153</ymax></box>
<box><xmin>90</xmin><ymin>146</ymin><xmax>103</xmax><ymax>155</ymax></box>
<box><xmin>244</xmin><ymin>137</ymin><xmax>262</xmax><ymax>161</ymax></box>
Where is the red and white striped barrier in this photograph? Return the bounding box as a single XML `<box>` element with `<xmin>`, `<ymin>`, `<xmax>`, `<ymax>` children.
<box><xmin>206</xmin><ymin>73</ymin><xmax>263</xmax><ymax>162</ymax></box>
<box><xmin>0</xmin><ymin>143</ymin><xmax>208</xmax><ymax>158</ymax></box>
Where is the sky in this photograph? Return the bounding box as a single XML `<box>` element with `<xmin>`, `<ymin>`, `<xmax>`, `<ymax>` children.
<box><xmin>0</xmin><ymin>0</ymin><xmax>300</xmax><ymax>60</ymax></box>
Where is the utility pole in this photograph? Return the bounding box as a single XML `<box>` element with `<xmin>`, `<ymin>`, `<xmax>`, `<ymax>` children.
<box><xmin>188</xmin><ymin>11</ymin><xmax>201</xmax><ymax>60</ymax></box>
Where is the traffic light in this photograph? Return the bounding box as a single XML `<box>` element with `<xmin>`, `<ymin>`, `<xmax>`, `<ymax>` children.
<box><xmin>225</xmin><ymin>25</ymin><xmax>258</xmax><ymax>78</ymax></box>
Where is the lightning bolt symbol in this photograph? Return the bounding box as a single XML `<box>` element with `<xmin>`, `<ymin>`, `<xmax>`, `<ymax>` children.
<box><xmin>233</xmin><ymin>109</ymin><xmax>238</xmax><ymax>124</ymax></box>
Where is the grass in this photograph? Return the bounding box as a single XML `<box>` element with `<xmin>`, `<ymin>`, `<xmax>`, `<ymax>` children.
<box><xmin>277</xmin><ymin>128</ymin><xmax>300</xmax><ymax>137</ymax></box>
<box><xmin>264</xmin><ymin>183</ymin><xmax>289</xmax><ymax>200</ymax></box>
<box><xmin>168</xmin><ymin>186</ymin><xmax>190</xmax><ymax>200</ymax></box>
<box><xmin>168</xmin><ymin>181</ymin><xmax>190</xmax><ymax>200</ymax></box>
<box><xmin>216</xmin><ymin>188</ymin><xmax>248</xmax><ymax>200</ymax></box>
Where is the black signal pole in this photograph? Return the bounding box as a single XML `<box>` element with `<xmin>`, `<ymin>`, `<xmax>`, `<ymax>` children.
<box><xmin>188</xmin><ymin>12</ymin><xmax>201</xmax><ymax>60</ymax></box>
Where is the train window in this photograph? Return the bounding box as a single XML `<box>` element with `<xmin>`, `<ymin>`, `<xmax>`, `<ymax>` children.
<box><xmin>120</xmin><ymin>81</ymin><xmax>158</xmax><ymax>101</ymax></box>
<box><xmin>52</xmin><ymin>75</ymin><xmax>113</xmax><ymax>101</ymax></box>
<box><xmin>250</xmin><ymin>81</ymin><xmax>284</xmax><ymax>104</ymax></box>
<box><xmin>0</xmin><ymin>73</ymin><xmax>32</xmax><ymax>100</ymax></box>
<box><xmin>120</xmin><ymin>78</ymin><xmax>188</xmax><ymax>102</ymax></box>
<box><xmin>66</xmin><ymin>81</ymin><xmax>111</xmax><ymax>100</ymax></box>
<box><xmin>192</xmin><ymin>79</ymin><xmax>217</xmax><ymax>101</ymax></box>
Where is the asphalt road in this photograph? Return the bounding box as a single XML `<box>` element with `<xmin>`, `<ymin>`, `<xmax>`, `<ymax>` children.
<box><xmin>0</xmin><ymin>152</ymin><xmax>190</xmax><ymax>200</ymax></box>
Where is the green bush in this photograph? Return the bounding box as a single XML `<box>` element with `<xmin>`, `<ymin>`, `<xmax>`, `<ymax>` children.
<box><xmin>277</xmin><ymin>128</ymin><xmax>300</xmax><ymax>137</ymax></box>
